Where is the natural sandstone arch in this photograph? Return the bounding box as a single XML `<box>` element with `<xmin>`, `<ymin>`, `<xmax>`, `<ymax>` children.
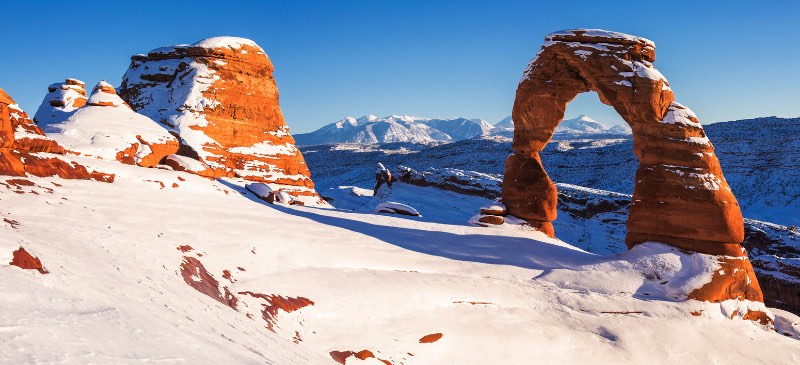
<box><xmin>504</xmin><ymin>29</ymin><xmax>764</xmax><ymax>306</ymax></box>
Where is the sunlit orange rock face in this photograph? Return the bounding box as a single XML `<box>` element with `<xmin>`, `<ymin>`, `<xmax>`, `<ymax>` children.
<box><xmin>119</xmin><ymin>37</ymin><xmax>322</xmax><ymax>203</ymax></box>
<box><xmin>504</xmin><ymin>29</ymin><xmax>762</xmax><ymax>307</ymax></box>
<box><xmin>0</xmin><ymin>86</ymin><xmax>112</xmax><ymax>182</ymax></box>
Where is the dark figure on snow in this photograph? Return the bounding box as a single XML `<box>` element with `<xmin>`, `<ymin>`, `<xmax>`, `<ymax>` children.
<box><xmin>374</xmin><ymin>163</ymin><xmax>392</xmax><ymax>195</ymax></box>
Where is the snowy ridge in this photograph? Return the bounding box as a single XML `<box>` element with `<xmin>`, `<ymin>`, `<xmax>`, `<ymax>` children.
<box><xmin>4</xmin><ymin>160</ymin><xmax>798</xmax><ymax>362</ymax></box>
<box><xmin>491</xmin><ymin>114</ymin><xmax>632</xmax><ymax>138</ymax></box>
<box><xmin>295</xmin><ymin>114</ymin><xmax>630</xmax><ymax>145</ymax></box>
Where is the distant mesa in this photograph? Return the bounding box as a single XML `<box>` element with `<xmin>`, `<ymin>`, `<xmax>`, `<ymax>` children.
<box><xmin>119</xmin><ymin>36</ymin><xmax>324</xmax><ymax>205</ymax></box>
<box><xmin>500</xmin><ymin>28</ymin><xmax>766</xmax><ymax>321</ymax></box>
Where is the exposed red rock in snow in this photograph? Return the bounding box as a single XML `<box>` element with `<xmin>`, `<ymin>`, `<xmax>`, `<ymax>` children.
<box><xmin>176</xmin><ymin>245</ymin><xmax>193</xmax><ymax>252</ymax></box>
<box><xmin>164</xmin><ymin>154</ymin><xmax>215</xmax><ymax>178</ymax></box>
<box><xmin>9</xmin><ymin>247</ymin><xmax>48</xmax><ymax>274</ymax></box>
<box><xmin>221</xmin><ymin>269</ymin><xmax>234</xmax><ymax>282</ymax></box>
<box><xmin>419</xmin><ymin>333</ymin><xmax>443</xmax><ymax>343</ymax></box>
<box><xmin>33</xmin><ymin>78</ymin><xmax>87</xmax><ymax>124</ymax></box>
<box><xmin>741</xmin><ymin>310</ymin><xmax>772</xmax><ymax>325</ymax></box>
<box><xmin>179</xmin><ymin>256</ymin><xmax>238</xmax><ymax>309</ymax></box>
<box><xmin>32</xmin><ymin>79</ymin><xmax>180</xmax><ymax>168</ymax></box>
<box><xmin>0</xmin><ymin>86</ymin><xmax>113</xmax><ymax>182</ymax></box>
<box><xmin>688</xmin><ymin>256</ymin><xmax>765</xmax><ymax>310</ymax></box>
<box><xmin>503</xmin><ymin>29</ymin><xmax>763</xmax><ymax>310</ymax></box>
<box><xmin>86</xmin><ymin>80</ymin><xmax>129</xmax><ymax>107</ymax></box>
<box><xmin>329</xmin><ymin>350</ymin><xmax>393</xmax><ymax>365</ymax></box>
<box><xmin>237</xmin><ymin>291</ymin><xmax>313</xmax><ymax>331</ymax></box>
<box><xmin>3</xmin><ymin>217</ymin><xmax>20</xmax><ymax>229</ymax></box>
<box><xmin>119</xmin><ymin>37</ymin><xmax>323</xmax><ymax>204</ymax></box>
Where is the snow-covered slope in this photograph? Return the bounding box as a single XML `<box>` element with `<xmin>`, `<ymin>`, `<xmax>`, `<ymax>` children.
<box><xmin>491</xmin><ymin>115</ymin><xmax>631</xmax><ymax>138</ymax></box>
<box><xmin>38</xmin><ymin>100</ymin><xmax>177</xmax><ymax>164</ymax></box>
<box><xmin>293</xmin><ymin>115</ymin><xmax>493</xmax><ymax>145</ymax></box>
<box><xmin>3</xmin><ymin>158</ymin><xmax>799</xmax><ymax>363</ymax></box>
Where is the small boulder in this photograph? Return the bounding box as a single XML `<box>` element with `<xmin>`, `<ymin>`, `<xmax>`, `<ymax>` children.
<box><xmin>246</xmin><ymin>182</ymin><xmax>275</xmax><ymax>203</ymax></box>
<box><xmin>478</xmin><ymin>215</ymin><xmax>504</xmax><ymax>225</ymax></box>
<box><xmin>375</xmin><ymin>202</ymin><xmax>421</xmax><ymax>216</ymax></box>
<box><xmin>274</xmin><ymin>190</ymin><xmax>294</xmax><ymax>205</ymax></box>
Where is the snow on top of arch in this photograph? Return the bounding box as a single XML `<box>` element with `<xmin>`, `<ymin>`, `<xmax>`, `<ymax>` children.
<box><xmin>660</xmin><ymin>102</ymin><xmax>703</xmax><ymax>128</ymax></box>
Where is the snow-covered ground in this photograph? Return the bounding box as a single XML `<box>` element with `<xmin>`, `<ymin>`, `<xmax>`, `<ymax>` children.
<box><xmin>301</xmin><ymin>118</ymin><xmax>800</xmax><ymax>316</ymax></box>
<box><xmin>2</xmin><ymin>156</ymin><xmax>799</xmax><ymax>364</ymax></box>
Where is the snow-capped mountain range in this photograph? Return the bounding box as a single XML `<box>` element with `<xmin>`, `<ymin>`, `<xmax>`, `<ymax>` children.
<box><xmin>293</xmin><ymin>115</ymin><xmax>493</xmax><ymax>145</ymax></box>
<box><xmin>491</xmin><ymin>114</ymin><xmax>631</xmax><ymax>138</ymax></box>
<box><xmin>293</xmin><ymin>114</ymin><xmax>630</xmax><ymax>145</ymax></box>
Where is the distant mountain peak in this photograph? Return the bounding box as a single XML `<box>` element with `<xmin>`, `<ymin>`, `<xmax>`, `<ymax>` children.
<box><xmin>294</xmin><ymin>114</ymin><xmax>495</xmax><ymax>145</ymax></box>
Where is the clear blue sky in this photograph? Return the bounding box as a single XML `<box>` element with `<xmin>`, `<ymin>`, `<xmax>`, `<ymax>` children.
<box><xmin>1</xmin><ymin>0</ymin><xmax>798</xmax><ymax>133</ymax></box>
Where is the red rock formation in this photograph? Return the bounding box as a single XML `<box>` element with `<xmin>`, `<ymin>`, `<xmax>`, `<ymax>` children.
<box><xmin>504</xmin><ymin>29</ymin><xmax>762</xmax><ymax>308</ymax></box>
<box><xmin>0</xmin><ymin>86</ymin><xmax>113</xmax><ymax>182</ymax></box>
<box><xmin>86</xmin><ymin>80</ymin><xmax>128</xmax><ymax>107</ymax></box>
<box><xmin>33</xmin><ymin>78</ymin><xmax>87</xmax><ymax>124</ymax></box>
<box><xmin>179</xmin><ymin>256</ymin><xmax>238</xmax><ymax>309</ymax></box>
<box><xmin>34</xmin><ymin>80</ymin><xmax>180</xmax><ymax>168</ymax></box>
<box><xmin>119</xmin><ymin>37</ymin><xmax>323</xmax><ymax>205</ymax></box>
<box><xmin>9</xmin><ymin>247</ymin><xmax>48</xmax><ymax>274</ymax></box>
